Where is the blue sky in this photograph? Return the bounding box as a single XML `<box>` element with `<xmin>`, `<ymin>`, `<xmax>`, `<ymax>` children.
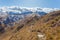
<box><xmin>0</xmin><ymin>0</ymin><xmax>60</xmax><ymax>8</ymax></box>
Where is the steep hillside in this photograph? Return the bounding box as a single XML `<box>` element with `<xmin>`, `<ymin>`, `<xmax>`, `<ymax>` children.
<box><xmin>0</xmin><ymin>13</ymin><xmax>40</xmax><ymax>40</ymax></box>
<box><xmin>9</xmin><ymin>10</ymin><xmax>60</xmax><ymax>40</ymax></box>
<box><xmin>0</xmin><ymin>10</ymin><xmax>60</xmax><ymax>40</ymax></box>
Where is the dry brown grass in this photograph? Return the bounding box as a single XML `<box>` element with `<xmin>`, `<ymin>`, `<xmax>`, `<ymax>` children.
<box><xmin>0</xmin><ymin>11</ymin><xmax>60</xmax><ymax>40</ymax></box>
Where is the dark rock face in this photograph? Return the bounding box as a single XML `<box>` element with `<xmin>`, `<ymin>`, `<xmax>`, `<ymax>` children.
<box><xmin>0</xmin><ymin>26</ymin><xmax>5</xmax><ymax>33</ymax></box>
<box><xmin>0</xmin><ymin>22</ymin><xmax>2</xmax><ymax>25</ymax></box>
<box><xmin>16</xmin><ymin>24</ymin><xmax>24</xmax><ymax>31</ymax></box>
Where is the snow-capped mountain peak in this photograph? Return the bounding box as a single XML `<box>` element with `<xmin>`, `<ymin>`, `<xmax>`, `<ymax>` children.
<box><xmin>0</xmin><ymin>6</ymin><xmax>60</xmax><ymax>26</ymax></box>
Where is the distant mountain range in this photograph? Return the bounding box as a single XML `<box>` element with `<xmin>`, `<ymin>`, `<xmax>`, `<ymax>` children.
<box><xmin>0</xmin><ymin>6</ymin><xmax>60</xmax><ymax>26</ymax></box>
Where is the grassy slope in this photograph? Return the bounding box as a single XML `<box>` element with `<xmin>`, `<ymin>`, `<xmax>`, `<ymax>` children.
<box><xmin>0</xmin><ymin>11</ymin><xmax>60</xmax><ymax>40</ymax></box>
